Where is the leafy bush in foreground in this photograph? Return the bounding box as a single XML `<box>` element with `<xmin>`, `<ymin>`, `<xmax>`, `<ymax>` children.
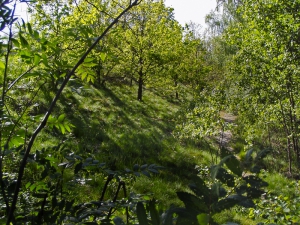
<box><xmin>136</xmin><ymin>148</ymin><xmax>269</xmax><ymax>225</ymax></box>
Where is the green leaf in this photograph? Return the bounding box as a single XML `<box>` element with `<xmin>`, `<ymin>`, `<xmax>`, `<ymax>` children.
<box><xmin>33</xmin><ymin>30</ymin><xmax>39</xmax><ymax>39</ymax></box>
<box><xmin>30</xmin><ymin>183</ymin><xmax>36</xmax><ymax>191</ymax></box>
<box><xmin>58</xmin><ymin>114</ymin><xmax>66</xmax><ymax>122</ymax></box>
<box><xmin>58</xmin><ymin>123</ymin><xmax>65</xmax><ymax>134</ymax></box>
<box><xmin>81</xmin><ymin>72</ymin><xmax>88</xmax><ymax>81</ymax></box>
<box><xmin>33</xmin><ymin>54</ymin><xmax>40</xmax><ymax>66</ymax></box>
<box><xmin>210</xmin><ymin>165</ymin><xmax>220</xmax><ymax>180</ymax></box>
<box><xmin>25</xmin><ymin>182</ymin><xmax>31</xmax><ymax>189</ymax></box>
<box><xmin>23</xmin><ymin>72</ymin><xmax>40</xmax><ymax>79</ymax></box>
<box><xmin>113</xmin><ymin>217</ymin><xmax>126</xmax><ymax>225</ymax></box>
<box><xmin>246</xmin><ymin>187</ymin><xmax>265</xmax><ymax>198</ymax></box>
<box><xmin>27</xmin><ymin>23</ymin><xmax>33</xmax><ymax>35</ymax></box>
<box><xmin>74</xmin><ymin>162</ymin><xmax>83</xmax><ymax>174</ymax></box>
<box><xmin>133</xmin><ymin>164</ymin><xmax>139</xmax><ymax>171</ymax></box>
<box><xmin>134</xmin><ymin>172</ymin><xmax>140</xmax><ymax>177</ymax></box>
<box><xmin>100</xmin><ymin>52</ymin><xmax>107</xmax><ymax>62</ymax></box>
<box><xmin>141</xmin><ymin>164</ymin><xmax>148</xmax><ymax>170</ymax></box>
<box><xmin>220</xmin><ymin>147</ymin><xmax>232</xmax><ymax>158</ymax></box>
<box><xmin>148</xmin><ymin>199</ymin><xmax>160</xmax><ymax>225</ymax></box>
<box><xmin>136</xmin><ymin>202</ymin><xmax>148</xmax><ymax>225</ymax></box>
<box><xmin>19</xmin><ymin>33</ymin><xmax>29</xmax><ymax>47</ymax></box>
<box><xmin>188</xmin><ymin>175</ymin><xmax>210</xmax><ymax>204</ymax></box>
<box><xmin>211</xmin><ymin>182</ymin><xmax>221</xmax><ymax>202</ymax></box>
<box><xmin>19</xmin><ymin>49</ymin><xmax>32</xmax><ymax>59</ymax></box>
<box><xmin>9</xmin><ymin>135</ymin><xmax>24</xmax><ymax>147</ymax></box>
<box><xmin>227</xmin><ymin>195</ymin><xmax>255</xmax><ymax>208</ymax></box>
<box><xmin>254</xmin><ymin>149</ymin><xmax>270</xmax><ymax>162</ymax></box>
<box><xmin>0</xmin><ymin>61</ymin><xmax>5</xmax><ymax>69</ymax></box>
<box><xmin>11</xmin><ymin>38</ymin><xmax>20</xmax><ymax>47</ymax></box>
<box><xmin>220</xmin><ymin>155</ymin><xmax>243</xmax><ymax>177</ymax></box>
<box><xmin>215</xmin><ymin>167</ymin><xmax>235</xmax><ymax>187</ymax></box>
<box><xmin>243</xmin><ymin>175</ymin><xmax>268</xmax><ymax>188</ymax></box>
<box><xmin>83</xmin><ymin>62</ymin><xmax>98</xmax><ymax>67</ymax></box>
<box><xmin>212</xmin><ymin>198</ymin><xmax>238</xmax><ymax>213</ymax></box>
<box><xmin>142</xmin><ymin>170</ymin><xmax>151</xmax><ymax>177</ymax></box>
<box><xmin>177</xmin><ymin>192</ymin><xmax>207</xmax><ymax>213</ymax></box>
<box><xmin>41</xmin><ymin>53</ymin><xmax>49</xmax><ymax>67</ymax></box>
<box><xmin>197</xmin><ymin>213</ymin><xmax>209</xmax><ymax>225</ymax></box>
<box><xmin>245</xmin><ymin>148</ymin><xmax>254</xmax><ymax>162</ymax></box>
<box><xmin>161</xmin><ymin>207</ymin><xmax>174</xmax><ymax>225</ymax></box>
<box><xmin>64</xmin><ymin>123</ymin><xmax>71</xmax><ymax>132</ymax></box>
<box><xmin>84</xmin><ymin>57</ymin><xmax>94</xmax><ymax>63</ymax></box>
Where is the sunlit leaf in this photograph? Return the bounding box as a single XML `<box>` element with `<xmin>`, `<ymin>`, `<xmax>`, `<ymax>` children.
<box><xmin>100</xmin><ymin>52</ymin><xmax>107</xmax><ymax>62</ymax></box>
<box><xmin>197</xmin><ymin>213</ymin><xmax>209</xmax><ymax>225</ymax></box>
<box><xmin>33</xmin><ymin>54</ymin><xmax>40</xmax><ymax>66</ymax></box>
<box><xmin>0</xmin><ymin>61</ymin><xmax>5</xmax><ymax>69</ymax></box>
<box><xmin>58</xmin><ymin>114</ymin><xmax>66</xmax><ymax>122</ymax></box>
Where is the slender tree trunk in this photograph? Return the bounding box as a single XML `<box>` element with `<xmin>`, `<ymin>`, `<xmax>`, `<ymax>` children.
<box><xmin>286</xmin><ymin>73</ymin><xmax>299</xmax><ymax>167</ymax></box>
<box><xmin>96</xmin><ymin>62</ymin><xmax>101</xmax><ymax>87</ymax></box>
<box><xmin>137</xmin><ymin>71</ymin><xmax>143</xmax><ymax>101</ymax></box>
<box><xmin>279</xmin><ymin>100</ymin><xmax>293</xmax><ymax>174</ymax></box>
<box><xmin>287</xmin><ymin>138</ymin><xmax>292</xmax><ymax>175</ymax></box>
<box><xmin>175</xmin><ymin>80</ymin><xmax>179</xmax><ymax>99</ymax></box>
<box><xmin>137</xmin><ymin>56</ymin><xmax>144</xmax><ymax>101</ymax></box>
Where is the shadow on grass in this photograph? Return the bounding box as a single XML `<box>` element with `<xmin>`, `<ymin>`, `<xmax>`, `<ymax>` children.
<box><xmin>55</xmin><ymin>81</ymin><xmax>215</xmax><ymax>184</ymax></box>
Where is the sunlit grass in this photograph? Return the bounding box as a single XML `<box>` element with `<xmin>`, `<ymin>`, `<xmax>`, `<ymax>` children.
<box><xmin>41</xmin><ymin>81</ymin><xmax>214</xmax><ymax>208</ymax></box>
<box><xmin>30</xmin><ymin>80</ymin><xmax>300</xmax><ymax>223</ymax></box>
<box><xmin>213</xmin><ymin>207</ymin><xmax>260</xmax><ymax>225</ymax></box>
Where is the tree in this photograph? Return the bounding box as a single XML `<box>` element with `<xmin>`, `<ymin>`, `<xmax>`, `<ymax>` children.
<box><xmin>113</xmin><ymin>0</ymin><xmax>183</xmax><ymax>101</ymax></box>
<box><xmin>225</xmin><ymin>0</ymin><xmax>300</xmax><ymax>174</ymax></box>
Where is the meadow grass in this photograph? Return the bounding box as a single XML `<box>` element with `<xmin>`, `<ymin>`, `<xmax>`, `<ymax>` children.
<box><xmin>30</xmin><ymin>80</ymin><xmax>300</xmax><ymax>223</ymax></box>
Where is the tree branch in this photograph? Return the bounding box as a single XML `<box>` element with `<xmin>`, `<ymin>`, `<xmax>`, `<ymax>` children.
<box><xmin>6</xmin><ymin>1</ymin><xmax>140</xmax><ymax>224</ymax></box>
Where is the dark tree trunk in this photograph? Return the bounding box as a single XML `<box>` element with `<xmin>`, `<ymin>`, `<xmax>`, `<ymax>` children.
<box><xmin>174</xmin><ymin>79</ymin><xmax>178</xmax><ymax>99</ymax></box>
<box><xmin>137</xmin><ymin>55</ymin><xmax>144</xmax><ymax>101</ymax></box>
<box><xmin>137</xmin><ymin>73</ymin><xmax>143</xmax><ymax>101</ymax></box>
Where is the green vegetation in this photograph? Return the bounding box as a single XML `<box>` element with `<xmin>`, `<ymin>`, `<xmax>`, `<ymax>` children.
<box><xmin>1</xmin><ymin>0</ymin><xmax>300</xmax><ymax>224</ymax></box>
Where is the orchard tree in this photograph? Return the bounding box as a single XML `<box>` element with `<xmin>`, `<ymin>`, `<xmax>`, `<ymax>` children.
<box><xmin>114</xmin><ymin>0</ymin><xmax>183</xmax><ymax>101</ymax></box>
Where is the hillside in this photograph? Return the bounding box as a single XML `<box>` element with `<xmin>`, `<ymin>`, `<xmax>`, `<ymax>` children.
<box><xmin>34</xmin><ymin>80</ymin><xmax>215</xmax><ymax>202</ymax></box>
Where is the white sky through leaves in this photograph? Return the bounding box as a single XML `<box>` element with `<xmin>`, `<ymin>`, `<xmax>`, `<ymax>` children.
<box><xmin>164</xmin><ymin>0</ymin><xmax>217</xmax><ymax>27</ymax></box>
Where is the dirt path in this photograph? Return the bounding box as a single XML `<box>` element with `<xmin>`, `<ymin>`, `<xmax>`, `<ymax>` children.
<box><xmin>218</xmin><ymin>112</ymin><xmax>237</xmax><ymax>150</ymax></box>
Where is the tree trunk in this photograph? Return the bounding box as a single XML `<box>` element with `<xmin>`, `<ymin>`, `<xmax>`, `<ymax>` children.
<box><xmin>174</xmin><ymin>80</ymin><xmax>178</xmax><ymax>99</ymax></box>
<box><xmin>287</xmin><ymin>138</ymin><xmax>292</xmax><ymax>175</ymax></box>
<box><xmin>137</xmin><ymin>72</ymin><xmax>143</xmax><ymax>101</ymax></box>
<box><xmin>279</xmin><ymin>100</ymin><xmax>293</xmax><ymax>174</ymax></box>
<box><xmin>137</xmin><ymin>56</ymin><xmax>144</xmax><ymax>101</ymax></box>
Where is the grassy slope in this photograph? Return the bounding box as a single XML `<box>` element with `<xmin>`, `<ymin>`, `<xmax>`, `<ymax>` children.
<box><xmin>33</xmin><ymin>80</ymin><xmax>269</xmax><ymax>224</ymax></box>
<box><xmin>34</xmin><ymin>80</ymin><xmax>215</xmax><ymax>206</ymax></box>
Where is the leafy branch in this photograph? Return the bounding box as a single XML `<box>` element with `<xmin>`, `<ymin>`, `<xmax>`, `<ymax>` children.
<box><xmin>6</xmin><ymin>0</ymin><xmax>142</xmax><ymax>223</ymax></box>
